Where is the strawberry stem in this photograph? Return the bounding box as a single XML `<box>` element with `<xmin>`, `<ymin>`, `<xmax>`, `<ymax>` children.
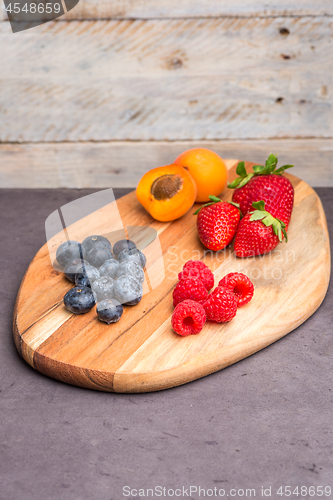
<box><xmin>228</xmin><ymin>154</ymin><xmax>294</xmax><ymax>189</ymax></box>
<box><xmin>193</xmin><ymin>197</ymin><xmax>240</xmax><ymax>215</ymax></box>
<box><xmin>249</xmin><ymin>201</ymin><xmax>288</xmax><ymax>243</ymax></box>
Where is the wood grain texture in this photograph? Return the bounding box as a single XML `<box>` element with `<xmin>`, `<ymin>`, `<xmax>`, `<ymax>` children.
<box><xmin>13</xmin><ymin>160</ymin><xmax>331</xmax><ymax>392</ymax></box>
<box><xmin>54</xmin><ymin>0</ymin><xmax>333</xmax><ymax>19</ymax></box>
<box><xmin>0</xmin><ymin>139</ymin><xmax>332</xmax><ymax>188</ymax></box>
<box><xmin>0</xmin><ymin>17</ymin><xmax>332</xmax><ymax>141</ymax></box>
<box><xmin>2</xmin><ymin>0</ymin><xmax>333</xmax><ymax>21</ymax></box>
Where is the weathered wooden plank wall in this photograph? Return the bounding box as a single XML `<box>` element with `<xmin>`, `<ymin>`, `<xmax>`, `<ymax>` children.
<box><xmin>0</xmin><ymin>0</ymin><xmax>332</xmax><ymax>187</ymax></box>
<box><xmin>1</xmin><ymin>18</ymin><xmax>332</xmax><ymax>141</ymax></box>
<box><xmin>2</xmin><ymin>0</ymin><xmax>333</xmax><ymax>20</ymax></box>
<box><xmin>0</xmin><ymin>140</ymin><xmax>332</xmax><ymax>188</ymax></box>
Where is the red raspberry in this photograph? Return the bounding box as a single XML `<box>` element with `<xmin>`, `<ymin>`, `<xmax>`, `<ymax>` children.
<box><xmin>171</xmin><ymin>299</ymin><xmax>206</xmax><ymax>336</ymax></box>
<box><xmin>203</xmin><ymin>287</ymin><xmax>237</xmax><ymax>323</ymax></box>
<box><xmin>173</xmin><ymin>277</ymin><xmax>208</xmax><ymax>307</ymax></box>
<box><xmin>178</xmin><ymin>260</ymin><xmax>214</xmax><ymax>291</ymax></box>
<box><xmin>218</xmin><ymin>273</ymin><xmax>254</xmax><ymax>307</ymax></box>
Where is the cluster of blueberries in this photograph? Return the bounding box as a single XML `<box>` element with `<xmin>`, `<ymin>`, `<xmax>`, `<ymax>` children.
<box><xmin>56</xmin><ymin>235</ymin><xmax>146</xmax><ymax>324</ymax></box>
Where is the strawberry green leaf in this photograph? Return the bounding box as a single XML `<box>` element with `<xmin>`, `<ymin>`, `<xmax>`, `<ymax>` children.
<box><xmin>227</xmin><ymin>177</ymin><xmax>244</xmax><ymax>189</ymax></box>
<box><xmin>238</xmin><ymin>173</ymin><xmax>255</xmax><ymax>188</ymax></box>
<box><xmin>262</xmin><ymin>214</ymin><xmax>276</xmax><ymax>227</ymax></box>
<box><xmin>228</xmin><ymin>153</ymin><xmax>293</xmax><ymax>190</ymax></box>
<box><xmin>266</xmin><ymin>153</ymin><xmax>278</xmax><ymax>169</ymax></box>
<box><xmin>249</xmin><ymin>204</ymin><xmax>288</xmax><ymax>243</ymax></box>
<box><xmin>276</xmin><ymin>218</ymin><xmax>288</xmax><ymax>242</ymax></box>
<box><xmin>271</xmin><ymin>221</ymin><xmax>279</xmax><ymax>237</ymax></box>
<box><xmin>228</xmin><ymin>201</ymin><xmax>240</xmax><ymax>208</ymax></box>
<box><xmin>250</xmin><ymin>211</ymin><xmax>267</xmax><ymax>221</ymax></box>
<box><xmin>228</xmin><ymin>161</ymin><xmax>250</xmax><ymax>189</ymax></box>
<box><xmin>277</xmin><ymin>226</ymin><xmax>282</xmax><ymax>241</ymax></box>
<box><xmin>236</xmin><ymin>161</ymin><xmax>247</xmax><ymax>176</ymax></box>
<box><xmin>193</xmin><ymin>202</ymin><xmax>214</xmax><ymax>215</ymax></box>
<box><xmin>261</xmin><ymin>164</ymin><xmax>275</xmax><ymax>175</ymax></box>
<box><xmin>208</xmin><ymin>195</ymin><xmax>222</xmax><ymax>203</ymax></box>
<box><xmin>252</xmin><ymin>200</ymin><xmax>266</xmax><ymax>211</ymax></box>
<box><xmin>275</xmin><ymin>164</ymin><xmax>294</xmax><ymax>175</ymax></box>
<box><xmin>193</xmin><ymin>195</ymin><xmax>223</xmax><ymax>215</ymax></box>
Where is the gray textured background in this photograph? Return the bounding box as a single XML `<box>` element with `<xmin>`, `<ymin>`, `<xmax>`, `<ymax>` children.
<box><xmin>1</xmin><ymin>188</ymin><xmax>332</xmax><ymax>500</ymax></box>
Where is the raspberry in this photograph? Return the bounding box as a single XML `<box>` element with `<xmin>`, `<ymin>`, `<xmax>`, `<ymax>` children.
<box><xmin>203</xmin><ymin>287</ymin><xmax>237</xmax><ymax>323</ymax></box>
<box><xmin>171</xmin><ymin>299</ymin><xmax>206</xmax><ymax>336</ymax></box>
<box><xmin>178</xmin><ymin>260</ymin><xmax>214</xmax><ymax>291</ymax></box>
<box><xmin>173</xmin><ymin>277</ymin><xmax>208</xmax><ymax>307</ymax></box>
<box><xmin>218</xmin><ymin>273</ymin><xmax>254</xmax><ymax>307</ymax></box>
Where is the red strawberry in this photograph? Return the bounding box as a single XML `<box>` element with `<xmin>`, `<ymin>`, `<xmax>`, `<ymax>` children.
<box><xmin>195</xmin><ymin>196</ymin><xmax>240</xmax><ymax>251</ymax></box>
<box><xmin>229</xmin><ymin>154</ymin><xmax>294</xmax><ymax>228</ymax></box>
<box><xmin>234</xmin><ymin>201</ymin><xmax>288</xmax><ymax>258</ymax></box>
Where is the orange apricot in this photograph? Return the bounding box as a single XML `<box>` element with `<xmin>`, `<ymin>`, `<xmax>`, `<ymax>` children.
<box><xmin>174</xmin><ymin>148</ymin><xmax>228</xmax><ymax>202</ymax></box>
<box><xmin>136</xmin><ymin>164</ymin><xmax>197</xmax><ymax>222</ymax></box>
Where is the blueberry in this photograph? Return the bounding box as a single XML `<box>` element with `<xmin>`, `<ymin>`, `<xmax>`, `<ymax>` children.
<box><xmin>116</xmin><ymin>261</ymin><xmax>144</xmax><ymax>284</ymax></box>
<box><xmin>75</xmin><ymin>265</ymin><xmax>100</xmax><ymax>288</ymax></box>
<box><xmin>118</xmin><ymin>248</ymin><xmax>146</xmax><ymax>268</ymax></box>
<box><xmin>82</xmin><ymin>235</ymin><xmax>111</xmax><ymax>253</ymax></box>
<box><xmin>113</xmin><ymin>239</ymin><xmax>137</xmax><ymax>259</ymax></box>
<box><xmin>99</xmin><ymin>259</ymin><xmax>120</xmax><ymax>279</ymax></box>
<box><xmin>64</xmin><ymin>286</ymin><xmax>96</xmax><ymax>314</ymax></box>
<box><xmin>82</xmin><ymin>244</ymin><xmax>113</xmax><ymax>268</ymax></box>
<box><xmin>91</xmin><ymin>276</ymin><xmax>115</xmax><ymax>302</ymax></box>
<box><xmin>56</xmin><ymin>240</ymin><xmax>82</xmax><ymax>268</ymax></box>
<box><xmin>113</xmin><ymin>275</ymin><xmax>143</xmax><ymax>306</ymax></box>
<box><xmin>75</xmin><ymin>274</ymin><xmax>91</xmax><ymax>288</ymax></box>
<box><xmin>97</xmin><ymin>299</ymin><xmax>123</xmax><ymax>324</ymax></box>
<box><xmin>64</xmin><ymin>259</ymin><xmax>91</xmax><ymax>283</ymax></box>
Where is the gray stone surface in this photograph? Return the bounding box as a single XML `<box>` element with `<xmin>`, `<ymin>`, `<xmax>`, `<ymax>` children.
<box><xmin>0</xmin><ymin>188</ymin><xmax>332</xmax><ymax>500</ymax></box>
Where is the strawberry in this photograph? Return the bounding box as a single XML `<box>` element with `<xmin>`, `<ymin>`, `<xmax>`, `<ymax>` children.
<box><xmin>228</xmin><ymin>154</ymin><xmax>294</xmax><ymax>228</ymax></box>
<box><xmin>195</xmin><ymin>196</ymin><xmax>240</xmax><ymax>251</ymax></box>
<box><xmin>234</xmin><ymin>201</ymin><xmax>288</xmax><ymax>258</ymax></box>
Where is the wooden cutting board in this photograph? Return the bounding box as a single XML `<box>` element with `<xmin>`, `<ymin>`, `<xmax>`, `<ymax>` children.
<box><xmin>13</xmin><ymin>160</ymin><xmax>331</xmax><ymax>393</ymax></box>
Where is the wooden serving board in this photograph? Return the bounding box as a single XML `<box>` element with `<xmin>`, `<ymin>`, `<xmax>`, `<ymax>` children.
<box><xmin>13</xmin><ymin>160</ymin><xmax>331</xmax><ymax>393</ymax></box>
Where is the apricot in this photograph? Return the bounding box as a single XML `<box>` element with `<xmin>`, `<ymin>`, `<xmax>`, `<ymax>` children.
<box><xmin>136</xmin><ymin>165</ymin><xmax>197</xmax><ymax>222</ymax></box>
<box><xmin>174</xmin><ymin>148</ymin><xmax>228</xmax><ymax>202</ymax></box>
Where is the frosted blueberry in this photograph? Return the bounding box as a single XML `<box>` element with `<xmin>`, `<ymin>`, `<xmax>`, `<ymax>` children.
<box><xmin>99</xmin><ymin>259</ymin><xmax>120</xmax><ymax>279</ymax></box>
<box><xmin>116</xmin><ymin>261</ymin><xmax>144</xmax><ymax>284</ymax></box>
<box><xmin>82</xmin><ymin>235</ymin><xmax>111</xmax><ymax>253</ymax></box>
<box><xmin>64</xmin><ymin>259</ymin><xmax>91</xmax><ymax>283</ymax></box>
<box><xmin>113</xmin><ymin>275</ymin><xmax>143</xmax><ymax>306</ymax></box>
<box><xmin>113</xmin><ymin>239</ymin><xmax>136</xmax><ymax>259</ymax></box>
<box><xmin>56</xmin><ymin>240</ymin><xmax>82</xmax><ymax>268</ymax></box>
<box><xmin>91</xmin><ymin>276</ymin><xmax>115</xmax><ymax>302</ymax></box>
<box><xmin>75</xmin><ymin>265</ymin><xmax>100</xmax><ymax>288</ymax></box>
<box><xmin>82</xmin><ymin>244</ymin><xmax>113</xmax><ymax>268</ymax></box>
<box><xmin>118</xmin><ymin>248</ymin><xmax>146</xmax><ymax>268</ymax></box>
